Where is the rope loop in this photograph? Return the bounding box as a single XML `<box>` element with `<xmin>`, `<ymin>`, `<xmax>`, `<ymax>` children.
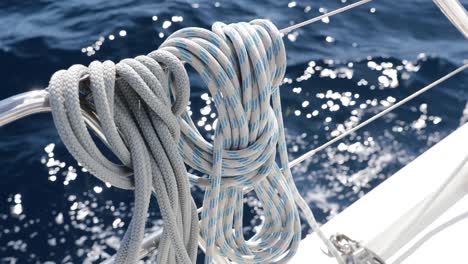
<box><xmin>161</xmin><ymin>20</ymin><xmax>306</xmax><ymax>263</ymax></box>
<box><xmin>48</xmin><ymin>51</ymin><xmax>198</xmax><ymax>264</ymax></box>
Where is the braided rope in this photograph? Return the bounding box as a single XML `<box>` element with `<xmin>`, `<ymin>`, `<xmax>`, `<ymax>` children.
<box><xmin>161</xmin><ymin>20</ymin><xmax>342</xmax><ymax>263</ymax></box>
<box><xmin>48</xmin><ymin>51</ymin><xmax>198</xmax><ymax>264</ymax></box>
<box><xmin>48</xmin><ymin>19</ymin><xmax>341</xmax><ymax>264</ymax></box>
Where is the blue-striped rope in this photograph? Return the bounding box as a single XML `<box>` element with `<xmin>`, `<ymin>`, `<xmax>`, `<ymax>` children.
<box><xmin>160</xmin><ymin>19</ymin><xmax>341</xmax><ymax>263</ymax></box>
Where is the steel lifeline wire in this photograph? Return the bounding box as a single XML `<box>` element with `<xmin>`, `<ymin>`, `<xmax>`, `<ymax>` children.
<box><xmin>47</xmin><ymin>19</ymin><xmax>343</xmax><ymax>264</ymax></box>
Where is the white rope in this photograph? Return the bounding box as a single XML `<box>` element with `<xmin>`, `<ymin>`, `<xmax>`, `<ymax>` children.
<box><xmin>160</xmin><ymin>20</ymin><xmax>343</xmax><ymax>263</ymax></box>
<box><xmin>433</xmin><ymin>0</ymin><xmax>468</xmax><ymax>38</ymax></box>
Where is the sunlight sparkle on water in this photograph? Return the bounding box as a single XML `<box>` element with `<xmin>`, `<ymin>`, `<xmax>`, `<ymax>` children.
<box><xmin>93</xmin><ymin>186</ymin><xmax>103</xmax><ymax>194</ymax></box>
<box><xmin>11</xmin><ymin>204</ymin><xmax>23</xmax><ymax>216</ymax></box>
<box><xmin>162</xmin><ymin>21</ymin><xmax>172</xmax><ymax>29</ymax></box>
<box><xmin>171</xmin><ymin>16</ymin><xmax>183</xmax><ymax>22</ymax></box>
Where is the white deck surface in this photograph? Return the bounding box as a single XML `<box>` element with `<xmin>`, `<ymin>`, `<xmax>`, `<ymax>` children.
<box><xmin>293</xmin><ymin>123</ymin><xmax>468</xmax><ymax>263</ymax></box>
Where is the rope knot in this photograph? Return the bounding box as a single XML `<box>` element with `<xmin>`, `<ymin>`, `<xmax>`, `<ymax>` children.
<box><xmin>161</xmin><ymin>19</ymin><xmax>286</xmax><ymax>188</ymax></box>
<box><xmin>161</xmin><ymin>19</ymin><xmax>307</xmax><ymax>263</ymax></box>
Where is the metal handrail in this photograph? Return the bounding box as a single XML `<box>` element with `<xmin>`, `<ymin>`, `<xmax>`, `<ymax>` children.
<box><xmin>0</xmin><ymin>88</ymin><xmax>107</xmax><ymax>144</ymax></box>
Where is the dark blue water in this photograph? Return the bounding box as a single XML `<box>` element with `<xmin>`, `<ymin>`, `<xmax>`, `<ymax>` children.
<box><xmin>0</xmin><ymin>0</ymin><xmax>467</xmax><ymax>263</ymax></box>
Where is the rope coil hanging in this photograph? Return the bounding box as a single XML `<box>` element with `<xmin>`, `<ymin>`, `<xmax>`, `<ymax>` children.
<box><xmin>163</xmin><ymin>19</ymin><xmax>342</xmax><ymax>263</ymax></box>
<box><xmin>48</xmin><ymin>19</ymin><xmax>341</xmax><ymax>263</ymax></box>
<box><xmin>48</xmin><ymin>51</ymin><xmax>199</xmax><ymax>264</ymax></box>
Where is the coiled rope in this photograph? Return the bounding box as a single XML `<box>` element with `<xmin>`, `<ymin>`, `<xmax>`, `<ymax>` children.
<box><xmin>162</xmin><ymin>19</ymin><xmax>342</xmax><ymax>263</ymax></box>
<box><xmin>48</xmin><ymin>51</ymin><xmax>199</xmax><ymax>264</ymax></box>
<box><xmin>48</xmin><ymin>19</ymin><xmax>342</xmax><ymax>263</ymax></box>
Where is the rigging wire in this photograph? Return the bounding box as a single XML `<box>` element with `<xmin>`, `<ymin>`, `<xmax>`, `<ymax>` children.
<box><xmin>288</xmin><ymin>63</ymin><xmax>468</xmax><ymax>169</ymax></box>
<box><xmin>280</xmin><ymin>0</ymin><xmax>373</xmax><ymax>34</ymax></box>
